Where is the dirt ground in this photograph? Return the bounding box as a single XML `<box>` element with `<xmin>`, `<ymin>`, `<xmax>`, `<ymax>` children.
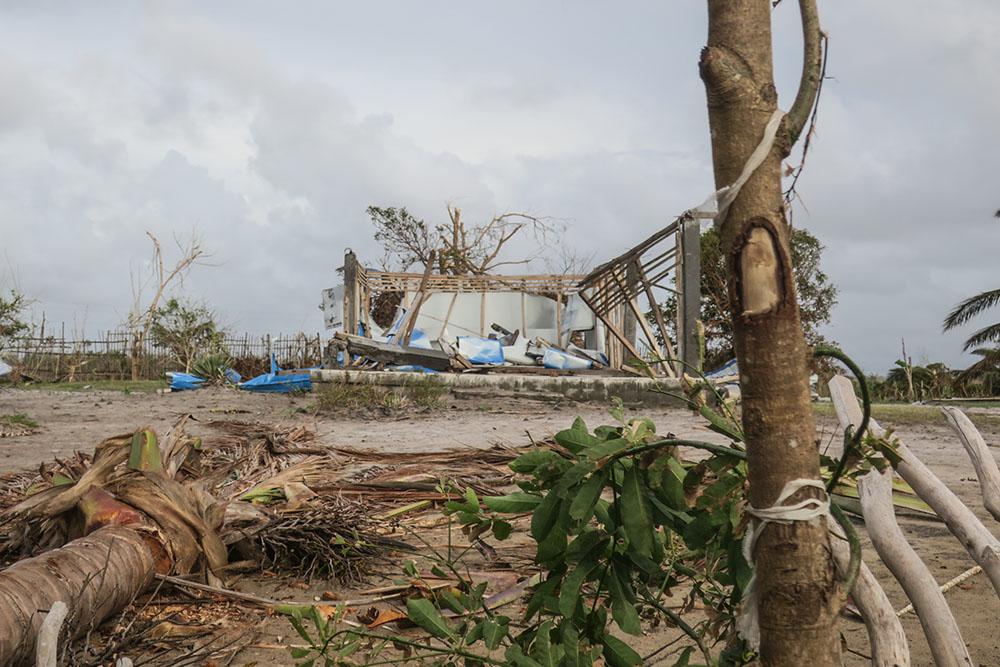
<box><xmin>2</xmin><ymin>385</ymin><xmax>999</xmax><ymax>665</ymax></box>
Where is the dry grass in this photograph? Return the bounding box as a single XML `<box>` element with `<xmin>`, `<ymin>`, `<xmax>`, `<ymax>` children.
<box><xmin>0</xmin><ymin>413</ymin><xmax>38</xmax><ymax>429</ymax></box>
<box><xmin>314</xmin><ymin>377</ymin><xmax>447</xmax><ymax>413</ymax></box>
<box><xmin>813</xmin><ymin>402</ymin><xmax>1000</xmax><ymax>431</ymax></box>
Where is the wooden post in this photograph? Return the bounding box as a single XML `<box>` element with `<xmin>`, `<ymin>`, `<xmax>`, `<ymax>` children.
<box><xmin>634</xmin><ymin>259</ymin><xmax>678</xmax><ymax>368</ymax></box>
<box><xmin>439</xmin><ymin>292</ymin><xmax>459</xmax><ymax>340</ymax></box>
<box><xmin>676</xmin><ymin>218</ymin><xmax>701</xmax><ymax>375</ymax></box>
<box><xmin>343</xmin><ymin>249</ymin><xmax>360</xmax><ymax>336</ymax></box>
<box><xmin>622</xmin><ymin>262</ymin><xmax>638</xmax><ymax>363</ymax></box>
<box><xmin>479</xmin><ymin>292</ymin><xmax>487</xmax><ymax>336</ymax></box>
<box><xmin>579</xmin><ymin>291</ymin><xmax>652</xmax><ymax>377</ymax></box>
<box><xmin>554</xmin><ymin>294</ymin><xmax>562</xmax><ymax>347</ymax></box>
<box><xmin>400</xmin><ymin>251</ymin><xmax>436</xmax><ymax>346</ymax></box>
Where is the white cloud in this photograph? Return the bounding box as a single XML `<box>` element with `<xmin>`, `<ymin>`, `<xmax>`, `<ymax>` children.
<box><xmin>1</xmin><ymin>1</ymin><xmax>998</xmax><ymax>373</ymax></box>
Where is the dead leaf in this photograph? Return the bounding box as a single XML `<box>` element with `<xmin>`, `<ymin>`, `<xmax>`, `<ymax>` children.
<box><xmin>366</xmin><ymin>608</ymin><xmax>409</xmax><ymax>629</ymax></box>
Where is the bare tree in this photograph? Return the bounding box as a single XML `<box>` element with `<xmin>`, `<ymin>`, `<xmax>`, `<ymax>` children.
<box><xmin>438</xmin><ymin>206</ymin><xmax>557</xmax><ymax>275</ymax></box>
<box><xmin>126</xmin><ymin>232</ymin><xmax>207</xmax><ymax>380</ymax></box>
<box><xmin>700</xmin><ymin>0</ymin><xmax>837</xmax><ymax>663</ymax></box>
<box><xmin>366</xmin><ymin>204</ymin><xmax>561</xmax><ymax>275</ymax></box>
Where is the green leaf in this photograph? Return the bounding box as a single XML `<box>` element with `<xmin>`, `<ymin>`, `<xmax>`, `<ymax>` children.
<box><xmin>554</xmin><ymin>417</ymin><xmax>599</xmax><ymax>453</ymax></box>
<box><xmin>506</xmin><ymin>645</ymin><xmax>545</xmax><ymax>667</ymax></box>
<box><xmin>682</xmin><ymin>510</ymin><xmax>718</xmax><ymax>549</ymax></box>
<box><xmin>560</xmin><ymin>622</ymin><xmax>582</xmax><ymax>667</ymax></box>
<box><xmin>288</xmin><ymin>616</ymin><xmax>314</xmax><ymax>644</ymax></box>
<box><xmin>584</xmin><ymin>438</ymin><xmax>629</xmax><ymax>462</ymax></box>
<box><xmin>569</xmin><ymin>471</ymin><xmax>606</xmax><ymax>523</ymax></box>
<box><xmin>602</xmin><ymin>635</ymin><xmax>642</xmax><ymax>667</ymax></box>
<box><xmin>696</xmin><ymin>471</ymin><xmax>743</xmax><ymax>509</ymax></box>
<box><xmin>594</xmin><ymin>425</ymin><xmax>622</xmax><ymax>440</ymax></box>
<box><xmin>699</xmin><ymin>404</ymin><xmax>744</xmax><ymax>442</ymax></box>
<box><xmin>558</xmin><ymin>558</ymin><xmax>599</xmax><ymax>617</ymax></box>
<box><xmin>531</xmin><ymin>492</ymin><xmax>562</xmax><ymax>541</ymax></box>
<box><xmin>565</xmin><ymin>529</ymin><xmax>602</xmax><ymax>562</ymax></box>
<box><xmin>609</xmin><ymin>398</ymin><xmax>625</xmax><ymax>423</ymax></box>
<box><xmin>607</xmin><ymin>569</ymin><xmax>641</xmax><ymax>635</ymax></box>
<box><xmin>482</xmin><ymin>618</ymin><xmax>507</xmax><ymax>650</ymax></box>
<box><xmin>510</xmin><ymin>449</ymin><xmax>562</xmax><ymax>473</ymax></box>
<box><xmin>525</xmin><ymin>570</ymin><xmax>562</xmax><ymax>620</ymax></box>
<box><xmin>491</xmin><ymin>518</ymin><xmax>513</xmax><ymax>540</ymax></box>
<box><xmin>620</xmin><ymin>465</ymin><xmax>654</xmax><ymax>558</ymax></box>
<box><xmin>290</xmin><ymin>647</ymin><xmax>312</xmax><ymax>659</ymax></box>
<box><xmin>671</xmin><ymin>646</ymin><xmax>694</xmax><ymax>667</ymax></box>
<box><xmin>535</xmin><ymin>522</ymin><xmax>568</xmax><ymax>565</ymax></box>
<box><xmin>558</xmin><ymin>461</ymin><xmax>597</xmax><ymax>492</ymax></box>
<box><xmin>531</xmin><ymin>620</ymin><xmax>556</xmax><ymax>667</ymax></box>
<box><xmin>51</xmin><ymin>473</ymin><xmax>76</xmax><ymax>487</ymax></box>
<box><xmin>484</xmin><ymin>492</ymin><xmax>542</xmax><ymax>514</ymax></box>
<box><xmin>405</xmin><ymin>597</ymin><xmax>456</xmax><ymax>640</ymax></box>
<box><xmin>464</xmin><ymin>487</ymin><xmax>480</xmax><ymax>510</ymax></box>
<box><xmin>657</xmin><ymin>457</ymin><xmax>688</xmax><ymax>506</ymax></box>
<box><xmin>465</xmin><ymin>620</ymin><xmax>484</xmax><ymax>645</ymax></box>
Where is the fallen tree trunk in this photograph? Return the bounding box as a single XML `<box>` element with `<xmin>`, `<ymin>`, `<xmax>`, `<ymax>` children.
<box><xmin>828</xmin><ymin>536</ymin><xmax>909</xmax><ymax>667</ymax></box>
<box><xmin>942</xmin><ymin>406</ymin><xmax>1000</xmax><ymax>523</ymax></box>
<box><xmin>857</xmin><ymin>466</ymin><xmax>972</xmax><ymax>667</ymax></box>
<box><xmin>828</xmin><ymin>375</ymin><xmax>1000</xmax><ymax>597</ymax></box>
<box><xmin>0</xmin><ymin>526</ymin><xmax>154</xmax><ymax>666</ymax></box>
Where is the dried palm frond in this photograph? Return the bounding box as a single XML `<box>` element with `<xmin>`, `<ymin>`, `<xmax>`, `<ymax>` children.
<box><xmin>254</xmin><ymin>495</ymin><xmax>399</xmax><ymax>582</ymax></box>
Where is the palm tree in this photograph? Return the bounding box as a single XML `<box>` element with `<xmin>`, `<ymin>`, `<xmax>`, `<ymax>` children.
<box><xmin>943</xmin><ymin>288</ymin><xmax>1000</xmax><ymax>350</ymax></box>
<box><xmin>956</xmin><ymin>347</ymin><xmax>1000</xmax><ymax>396</ymax></box>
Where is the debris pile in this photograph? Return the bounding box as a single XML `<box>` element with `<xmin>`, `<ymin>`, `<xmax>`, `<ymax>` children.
<box><xmin>0</xmin><ymin>419</ymin><xmax>525</xmax><ymax>664</ymax></box>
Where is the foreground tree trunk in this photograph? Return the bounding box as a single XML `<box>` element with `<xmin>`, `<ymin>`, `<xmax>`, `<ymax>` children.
<box><xmin>0</xmin><ymin>526</ymin><xmax>154</xmax><ymax>665</ymax></box>
<box><xmin>700</xmin><ymin>1</ymin><xmax>841</xmax><ymax>663</ymax></box>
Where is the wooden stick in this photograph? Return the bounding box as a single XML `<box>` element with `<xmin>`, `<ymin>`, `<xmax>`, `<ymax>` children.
<box><xmin>438</xmin><ymin>291</ymin><xmax>459</xmax><ymax>340</ymax></box>
<box><xmin>578</xmin><ymin>291</ymin><xmax>650</xmax><ymax>376</ymax></box>
<box><xmin>828</xmin><ymin>539</ymin><xmax>910</xmax><ymax>667</ymax></box>
<box><xmin>633</xmin><ymin>259</ymin><xmax>678</xmax><ymax>377</ymax></box>
<box><xmin>896</xmin><ymin>565</ymin><xmax>983</xmax><ymax>618</ymax></box>
<box><xmin>479</xmin><ymin>291</ymin><xmax>486</xmax><ymax>336</ymax></box>
<box><xmin>857</xmin><ymin>465</ymin><xmax>971</xmax><ymax>666</ymax></box>
<box><xmin>607</xmin><ymin>268</ymin><xmax>669</xmax><ymax>376</ymax></box>
<box><xmin>401</xmin><ymin>251</ymin><xmax>436</xmax><ymax>346</ymax></box>
<box><xmin>941</xmin><ymin>407</ymin><xmax>1000</xmax><ymax>522</ymax></box>
<box><xmin>829</xmin><ymin>375</ymin><xmax>1000</xmax><ymax>598</ymax></box>
<box><xmin>36</xmin><ymin>600</ymin><xmax>68</xmax><ymax>667</ymax></box>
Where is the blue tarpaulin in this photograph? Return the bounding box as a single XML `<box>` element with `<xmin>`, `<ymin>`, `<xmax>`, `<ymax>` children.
<box><xmin>456</xmin><ymin>336</ymin><xmax>504</xmax><ymax>365</ymax></box>
<box><xmin>168</xmin><ymin>372</ymin><xmax>206</xmax><ymax>391</ymax></box>
<box><xmin>239</xmin><ymin>354</ymin><xmax>312</xmax><ymax>393</ymax></box>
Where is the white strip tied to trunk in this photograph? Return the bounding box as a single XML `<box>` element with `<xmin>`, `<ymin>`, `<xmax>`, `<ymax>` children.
<box><xmin>689</xmin><ymin>108</ymin><xmax>786</xmax><ymax>226</ymax></box>
<box><xmin>736</xmin><ymin>478</ymin><xmax>834</xmax><ymax>650</ymax></box>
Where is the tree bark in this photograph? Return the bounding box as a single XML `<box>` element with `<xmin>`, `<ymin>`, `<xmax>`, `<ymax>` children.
<box><xmin>0</xmin><ymin>526</ymin><xmax>154</xmax><ymax>666</ymax></box>
<box><xmin>700</xmin><ymin>1</ymin><xmax>841</xmax><ymax>663</ymax></box>
<box><xmin>858</xmin><ymin>467</ymin><xmax>972</xmax><ymax>667</ymax></box>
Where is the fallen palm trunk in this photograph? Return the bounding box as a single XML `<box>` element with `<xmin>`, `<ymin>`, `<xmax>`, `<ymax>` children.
<box><xmin>0</xmin><ymin>526</ymin><xmax>154</xmax><ymax>665</ymax></box>
<box><xmin>829</xmin><ymin>534</ymin><xmax>909</xmax><ymax>667</ymax></box>
<box><xmin>828</xmin><ymin>375</ymin><xmax>1000</xmax><ymax>597</ymax></box>
<box><xmin>857</xmin><ymin>466</ymin><xmax>971</xmax><ymax>667</ymax></box>
<box><xmin>941</xmin><ymin>407</ymin><xmax>1000</xmax><ymax>523</ymax></box>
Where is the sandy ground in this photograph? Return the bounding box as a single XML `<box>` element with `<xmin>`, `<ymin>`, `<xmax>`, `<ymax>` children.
<box><xmin>2</xmin><ymin>386</ymin><xmax>999</xmax><ymax>665</ymax></box>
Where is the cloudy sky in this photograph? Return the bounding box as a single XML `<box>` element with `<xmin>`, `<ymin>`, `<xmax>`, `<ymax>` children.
<box><xmin>1</xmin><ymin>1</ymin><xmax>997</xmax><ymax>373</ymax></box>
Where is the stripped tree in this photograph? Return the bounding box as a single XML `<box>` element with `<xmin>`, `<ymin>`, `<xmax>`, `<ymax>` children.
<box><xmin>699</xmin><ymin>0</ymin><xmax>840</xmax><ymax>663</ymax></box>
<box><xmin>126</xmin><ymin>232</ymin><xmax>207</xmax><ymax>380</ymax></box>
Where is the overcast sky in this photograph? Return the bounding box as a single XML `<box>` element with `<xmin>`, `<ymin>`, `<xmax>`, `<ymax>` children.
<box><xmin>1</xmin><ymin>1</ymin><xmax>997</xmax><ymax>373</ymax></box>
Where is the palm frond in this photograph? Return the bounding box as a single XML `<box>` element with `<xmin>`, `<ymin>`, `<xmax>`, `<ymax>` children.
<box><xmin>962</xmin><ymin>322</ymin><xmax>1000</xmax><ymax>351</ymax></box>
<box><xmin>970</xmin><ymin>347</ymin><xmax>1000</xmax><ymax>360</ymax></box>
<box><xmin>957</xmin><ymin>346</ymin><xmax>1000</xmax><ymax>383</ymax></box>
<box><xmin>943</xmin><ymin>288</ymin><xmax>1000</xmax><ymax>330</ymax></box>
